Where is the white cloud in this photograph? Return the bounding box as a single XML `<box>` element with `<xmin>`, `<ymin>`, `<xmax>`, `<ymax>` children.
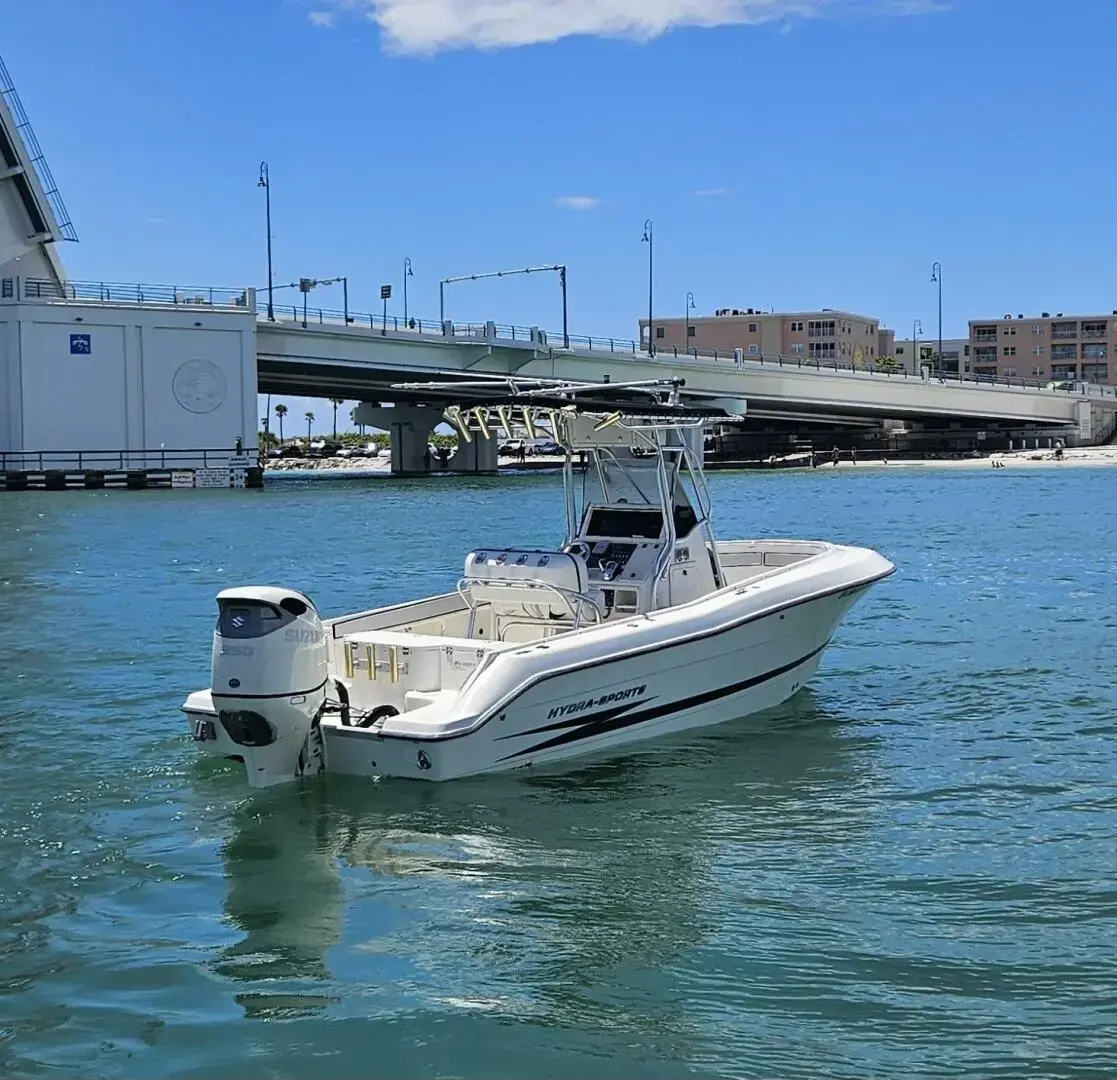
<box><xmin>554</xmin><ymin>195</ymin><xmax>600</xmax><ymax>210</ymax></box>
<box><xmin>312</xmin><ymin>0</ymin><xmax>943</xmax><ymax>55</ymax></box>
<box><xmin>692</xmin><ymin>187</ymin><xmax>728</xmax><ymax>197</ymax></box>
<box><xmin>308</xmin><ymin>9</ymin><xmax>336</xmax><ymax>26</ymax></box>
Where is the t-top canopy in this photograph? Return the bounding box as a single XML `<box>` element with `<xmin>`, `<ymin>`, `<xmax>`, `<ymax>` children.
<box><xmin>389</xmin><ymin>375</ymin><xmax>746</xmax><ymax>422</ymax></box>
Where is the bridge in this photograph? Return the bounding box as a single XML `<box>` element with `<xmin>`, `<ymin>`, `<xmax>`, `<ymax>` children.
<box><xmin>0</xmin><ymin>55</ymin><xmax>75</xmax><ymax>283</ymax></box>
<box><xmin>3</xmin><ymin>279</ymin><xmax>1116</xmax><ymax>476</ymax></box>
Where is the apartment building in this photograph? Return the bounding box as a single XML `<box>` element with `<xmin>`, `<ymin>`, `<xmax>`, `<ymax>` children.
<box><xmin>969</xmin><ymin>311</ymin><xmax>1116</xmax><ymax>384</ymax></box>
<box><xmin>640</xmin><ymin>307</ymin><xmax>894</xmax><ymax>365</ymax></box>
<box><xmin>892</xmin><ymin>337</ymin><xmax>971</xmax><ymax>374</ymax></box>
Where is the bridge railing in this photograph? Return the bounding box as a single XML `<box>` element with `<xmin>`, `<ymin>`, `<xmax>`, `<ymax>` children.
<box><xmin>16</xmin><ymin>277</ymin><xmax>253</xmax><ymax>309</ymax></box>
<box><xmin>0</xmin><ymin>447</ymin><xmax>259</xmax><ymax>471</ymax></box>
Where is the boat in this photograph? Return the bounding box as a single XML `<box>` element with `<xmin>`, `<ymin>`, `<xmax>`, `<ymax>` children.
<box><xmin>182</xmin><ymin>377</ymin><xmax>894</xmax><ymax>788</ymax></box>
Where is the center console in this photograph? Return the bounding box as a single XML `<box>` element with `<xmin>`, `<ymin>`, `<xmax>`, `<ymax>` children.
<box><xmin>569</xmin><ymin>505</ymin><xmax>670</xmax><ymax>616</ymax></box>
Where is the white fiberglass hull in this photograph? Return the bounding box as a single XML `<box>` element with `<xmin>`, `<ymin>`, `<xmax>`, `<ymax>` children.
<box><xmin>183</xmin><ymin>541</ymin><xmax>892</xmax><ymax>785</ymax></box>
<box><xmin>321</xmin><ymin>576</ymin><xmax>865</xmax><ymax>782</ymax></box>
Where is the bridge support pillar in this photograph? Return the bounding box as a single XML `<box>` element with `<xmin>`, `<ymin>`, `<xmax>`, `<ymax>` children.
<box><xmin>447</xmin><ymin>429</ymin><xmax>498</xmax><ymax>474</ymax></box>
<box><xmin>352</xmin><ymin>404</ymin><xmax>439</xmax><ymax>475</ymax></box>
<box><xmin>351</xmin><ymin>403</ymin><xmax>498</xmax><ymax>475</ymax></box>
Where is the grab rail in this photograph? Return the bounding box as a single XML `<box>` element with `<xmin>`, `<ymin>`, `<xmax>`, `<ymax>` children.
<box><xmin>456</xmin><ymin>576</ymin><xmax>603</xmax><ymax>635</ymax></box>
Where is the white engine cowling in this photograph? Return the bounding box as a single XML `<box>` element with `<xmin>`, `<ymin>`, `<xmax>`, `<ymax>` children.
<box><xmin>210</xmin><ymin>586</ymin><xmax>329</xmax><ymax>789</ymax></box>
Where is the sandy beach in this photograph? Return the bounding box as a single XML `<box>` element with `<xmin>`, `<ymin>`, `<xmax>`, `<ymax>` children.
<box><xmin>264</xmin><ymin>445</ymin><xmax>1117</xmax><ymax>475</ymax></box>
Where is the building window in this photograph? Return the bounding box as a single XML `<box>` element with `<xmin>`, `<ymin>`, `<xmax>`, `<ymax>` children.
<box><xmin>964</xmin><ymin>345</ymin><xmax>970</xmax><ymax>356</ymax></box>
<box><xmin>973</xmin><ymin>326</ymin><xmax>998</xmax><ymax>343</ymax></box>
<box><xmin>748</xmin><ymin>322</ymin><xmax>758</xmax><ymax>333</ymax></box>
<box><xmin>791</xmin><ymin>343</ymin><xmax>804</xmax><ymax>354</ymax></box>
<box><xmin>1032</xmin><ymin>324</ymin><xmax>1044</xmax><ymax>335</ymax></box>
<box><xmin>1083</xmin><ymin>342</ymin><xmax>1107</xmax><ymax>360</ymax></box>
<box><xmin>1051</xmin><ymin>321</ymin><xmax>1077</xmax><ymax>340</ymax></box>
<box><xmin>686</xmin><ymin>325</ymin><xmax>696</xmax><ymax>337</ymax></box>
<box><xmin>1082</xmin><ymin>363</ymin><xmax>1108</xmax><ymax>382</ymax></box>
<box><xmin>808</xmin><ymin>319</ymin><xmax>836</xmax><ymax>338</ymax></box>
<box><xmin>1003</xmin><ymin>346</ymin><xmax>1016</xmax><ymax>357</ymax></box>
<box><xmin>1003</xmin><ymin>367</ymin><xmax>1017</xmax><ymax>377</ymax></box>
<box><xmin>896</xmin><ymin>346</ymin><xmax>905</xmax><ymax>355</ymax></box>
<box><xmin>1032</xmin><ymin>366</ymin><xmax>1045</xmax><ymax>377</ymax></box>
<box><xmin>1031</xmin><ymin>345</ymin><xmax>1046</xmax><ymax>356</ymax></box>
<box><xmin>1082</xmin><ymin>321</ymin><xmax>1107</xmax><ymax>339</ymax></box>
<box><xmin>1051</xmin><ymin>363</ymin><xmax>1078</xmax><ymax>379</ymax></box>
<box><xmin>809</xmin><ymin>341</ymin><xmax>836</xmax><ymax>359</ymax></box>
<box><xmin>790</xmin><ymin>320</ymin><xmax>804</xmax><ymax>332</ymax></box>
<box><xmin>1051</xmin><ymin>343</ymin><xmax>1078</xmax><ymax>361</ymax></box>
<box><xmin>655</xmin><ymin>326</ymin><xmax>665</xmax><ymax>339</ymax></box>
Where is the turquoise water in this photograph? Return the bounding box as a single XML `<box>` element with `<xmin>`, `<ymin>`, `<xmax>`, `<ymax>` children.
<box><xmin>2</xmin><ymin>467</ymin><xmax>1116</xmax><ymax>1079</ymax></box>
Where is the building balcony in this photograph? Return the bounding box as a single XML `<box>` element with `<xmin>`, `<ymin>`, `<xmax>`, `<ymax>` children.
<box><xmin>973</xmin><ymin>331</ymin><xmax>998</xmax><ymax>343</ymax></box>
<box><xmin>1081</xmin><ymin>322</ymin><xmax>1108</xmax><ymax>339</ymax></box>
<box><xmin>1050</xmin><ymin>325</ymin><xmax>1078</xmax><ymax>340</ymax></box>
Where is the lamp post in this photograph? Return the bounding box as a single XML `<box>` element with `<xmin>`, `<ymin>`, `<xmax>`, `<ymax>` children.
<box><xmin>257</xmin><ymin>161</ymin><xmax>274</xmax><ymax>321</ymax></box>
<box><xmin>642</xmin><ymin>219</ymin><xmax>654</xmax><ymax>355</ymax></box>
<box><xmin>439</xmin><ymin>264</ymin><xmax>567</xmax><ymax>343</ymax></box>
<box><xmin>930</xmin><ymin>261</ymin><xmax>943</xmax><ymax>374</ymax></box>
<box><xmin>913</xmin><ymin>317</ymin><xmax>923</xmax><ymax>374</ymax></box>
<box><xmin>686</xmin><ymin>290</ymin><xmax>695</xmax><ymax>350</ymax></box>
<box><xmin>559</xmin><ymin>264</ymin><xmax>568</xmax><ymax>348</ymax></box>
<box><xmin>403</xmin><ymin>257</ymin><xmax>413</xmax><ymax>325</ymax></box>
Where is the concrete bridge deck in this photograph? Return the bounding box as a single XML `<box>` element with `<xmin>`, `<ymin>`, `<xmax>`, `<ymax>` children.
<box><xmin>6</xmin><ymin>278</ymin><xmax>1117</xmax><ymax>476</ymax></box>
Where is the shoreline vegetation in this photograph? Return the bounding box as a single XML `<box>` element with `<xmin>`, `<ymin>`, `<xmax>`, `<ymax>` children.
<box><xmin>265</xmin><ymin>445</ymin><xmax>1117</xmax><ymax>474</ymax></box>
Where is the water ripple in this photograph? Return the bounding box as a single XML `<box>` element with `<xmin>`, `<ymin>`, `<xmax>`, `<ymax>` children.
<box><xmin>1</xmin><ymin>468</ymin><xmax>1116</xmax><ymax>1078</ymax></box>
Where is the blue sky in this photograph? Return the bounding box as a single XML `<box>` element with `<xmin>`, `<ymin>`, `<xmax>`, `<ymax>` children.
<box><xmin>6</xmin><ymin>0</ymin><xmax>1115</xmax><ymax>433</ymax></box>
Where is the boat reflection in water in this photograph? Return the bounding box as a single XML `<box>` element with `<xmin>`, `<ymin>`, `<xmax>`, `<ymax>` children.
<box><xmin>209</xmin><ymin>691</ymin><xmax>881</xmax><ymax>1047</ymax></box>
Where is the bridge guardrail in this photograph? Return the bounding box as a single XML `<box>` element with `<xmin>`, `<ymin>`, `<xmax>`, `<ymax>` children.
<box><xmin>16</xmin><ymin>277</ymin><xmax>252</xmax><ymax>309</ymax></box>
<box><xmin>10</xmin><ymin>276</ymin><xmax>1116</xmax><ymax>400</ymax></box>
<box><xmin>0</xmin><ymin>447</ymin><xmax>258</xmax><ymax>471</ymax></box>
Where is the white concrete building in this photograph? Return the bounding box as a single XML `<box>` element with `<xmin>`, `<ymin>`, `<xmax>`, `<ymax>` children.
<box><xmin>1</xmin><ymin>280</ymin><xmax>259</xmax><ymax>479</ymax></box>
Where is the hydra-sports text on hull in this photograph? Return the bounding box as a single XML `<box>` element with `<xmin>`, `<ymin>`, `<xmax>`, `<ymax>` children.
<box><xmin>182</xmin><ymin>377</ymin><xmax>894</xmax><ymax>787</ymax></box>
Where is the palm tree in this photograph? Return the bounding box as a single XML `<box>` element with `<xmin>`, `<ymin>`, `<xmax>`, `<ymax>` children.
<box><xmin>330</xmin><ymin>398</ymin><xmax>345</xmax><ymax>438</ymax></box>
<box><xmin>274</xmin><ymin>403</ymin><xmax>287</xmax><ymax>443</ymax></box>
<box><xmin>305</xmin><ymin>410</ymin><xmax>315</xmax><ymax>444</ymax></box>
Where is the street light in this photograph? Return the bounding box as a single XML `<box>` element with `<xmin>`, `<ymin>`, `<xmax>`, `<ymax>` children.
<box><xmin>642</xmin><ymin>219</ymin><xmax>654</xmax><ymax>355</ymax></box>
<box><xmin>403</xmin><ymin>257</ymin><xmax>414</xmax><ymax>325</ymax></box>
<box><xmin>257</xmin><ymin>161</ymin><xmax>274</xmax><ymax>321</ymax></box>
<box><xmin>288</xmin><ymin>275</ymin><xmax>348</xmax><ymax>327</ymax></box>
<box><xmin>438</xmin><ymin>264</ymin><xmax>568</xmax><ymax>347</ymax></box>
<box><xmin>913</xmin><ymin>317</ymin><xmax>923</xmax><ymax>373</ymax></box>
<box><xmin>686</xmin><ymin>290</ymin><xmax>696</xmax><ymax>350</ymax></box>
<box><xmin>930</xmin><ymin>262</ymin><xmax>943</xmax><ymax>374</ymax></box>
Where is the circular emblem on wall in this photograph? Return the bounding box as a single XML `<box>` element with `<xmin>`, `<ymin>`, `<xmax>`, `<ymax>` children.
<box><xmin>173</xmin><ymin>358</ymin><xmax>228</xmax><ymax>414</ymax></box>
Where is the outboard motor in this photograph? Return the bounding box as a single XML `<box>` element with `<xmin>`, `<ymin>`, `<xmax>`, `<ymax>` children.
<box><xmin>211</xmin><ymin>586</ymin><xmax>329</xmax><ymax>789</ymax></box>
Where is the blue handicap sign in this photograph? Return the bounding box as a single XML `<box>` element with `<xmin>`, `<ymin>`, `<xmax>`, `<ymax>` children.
<box><xmin>70</xmin><ymin>333</ymin><xmax>91</xmax><ymax>355</ymax></box>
